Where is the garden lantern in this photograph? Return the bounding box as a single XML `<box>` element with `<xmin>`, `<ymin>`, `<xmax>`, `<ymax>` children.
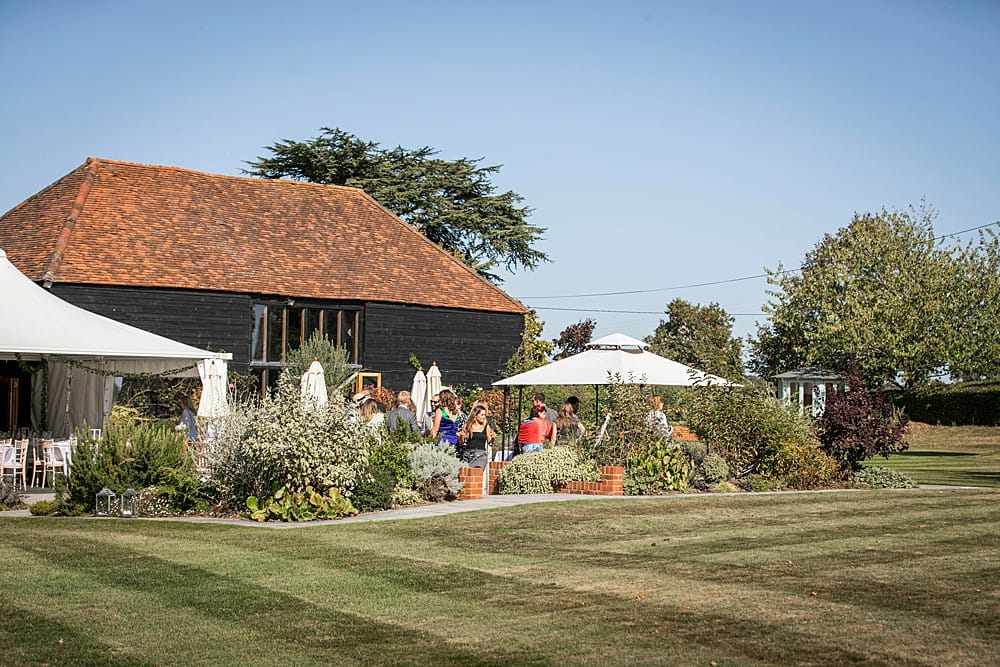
<box><xmin>120</xmin><ymin>488</ymin><xmax>139</xmax><ymax>518</ymax></box>
<box><xmin>95</xmin><ymin>487</ymin><xmax>115</xmax><ymax>517</ymax></box>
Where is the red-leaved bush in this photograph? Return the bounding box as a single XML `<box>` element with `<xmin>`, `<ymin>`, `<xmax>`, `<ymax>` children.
<box><xmin>817</xmin><ymin>367</ymin><xmax>909</xmax><ymax>471</ymax></box>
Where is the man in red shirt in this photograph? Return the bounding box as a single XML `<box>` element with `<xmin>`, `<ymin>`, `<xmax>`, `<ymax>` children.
<box><xmin>517</xmin><ymin>405</ymin><xmax>555</xmax><ymax>453</ymax></box>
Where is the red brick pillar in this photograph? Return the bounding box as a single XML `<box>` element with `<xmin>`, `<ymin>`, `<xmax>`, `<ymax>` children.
<box><xmin>488</xmin><ymin>461</ymin><xmax>510</xmax><ymax>495</ymax></box>
<box><xmin>600</xmin><ymin>465</ymin><xmax>624</xmax><ymax>496</ymax></box>
<box><xmin>458</xmin><ymin>467</ymin><xmax>485</xmax><ymax>500</ymax></box>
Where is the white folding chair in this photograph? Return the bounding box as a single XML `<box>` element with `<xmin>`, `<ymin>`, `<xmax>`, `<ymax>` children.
<box><xmin>32</xmin><ymin>439</ymin><xmax>62</xmax><ymax>488</ymax></box>
<box><xmin>1</xmin><ymin>438</ymin><xmax>29</xmax><ymax>489</ymax></box>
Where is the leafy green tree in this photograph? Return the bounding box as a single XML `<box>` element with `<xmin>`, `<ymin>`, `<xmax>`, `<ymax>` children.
<box><xmin>552</xmin><ymin>318</ymin><xmax>596</xmax><ymax>360</ymax></box>
<box><xmin>245</xmin><ymin>127</ymin><xmax>548</xmax><ymax>283</ymax></box>
<box><xmin>280</xmin><ymin>332</ymin><xmax>355</xmax><ymax>399</ymax></box>
<box><xmin>750</xmin><ymin>205</ymin><xmax>993</xmax><ymax>388</ymax></box>
<box><xmin>949</xmin><ymin>228</ymin><xmax>1000</xmax><ymax>381</ymax></box>
<box><xmin>505</xmin><ymin>310</ymin><xmax>553</xmax><ymax>375</ymax></box>
<box><xmin>645</xmin><ymin>299</ymin><xmax>744</xmax><ymax>380</ymax></box>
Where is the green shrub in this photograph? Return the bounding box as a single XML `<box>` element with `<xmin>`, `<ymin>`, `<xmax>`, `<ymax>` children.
<box><xmin>710</xmin><ymin>481</ymin><xmax>741</xmax><ymax>493</ymax></box>
<box><xmin>748</xmin><ymin>476</ymin><xmax>784</xmax><ymax>492</ymax></box>
<box><xmin>681</xmin><ymin>381</ymin><xmax>816</xmax><ymax>479</ymax></box>
<box><xmin>350</xmin><ymin>466</ymin><xmax>396</xmax><ymax>512</ymax></box>
<box><xmin>211</xmin><ymin>379</ymin><xmax>372</xmax><ymax>506</ymax></box>
<box><xmin>280</xmin><ymin>333</ymin><xmax>355</xmax><ymax>400</ymax></box>
<box><xmin>892</xmin><ymin>380</ymin><xmax>1000</xmax><ymax>426</ymax></box>
<box><xmin>701</xmin><ymin>453</ymin><xmax>730</xmax><ymax>484</ymax></box>
<box><xmin>391</xmin><ymin>485</ymin><xmax>424</xmax><ymax>507</ymax></box>
<box><xmin>246</xmin><ymin>484</ymin><xmax>357</xmax><ymax>522</ymax></box>
<box><xmin>60</xmin><ymin>422</ymin><xmax>194</xmax><ymax>515</ymax></box>
<box><xmin>680</xmin><ymin>440</ymin><xmax>707</xmax><ymax>464</ymax></box>
<box><xmin>767</xmin><ymin>442</ymin><xmax>844</xmax><ymax>490</ymax></box>
<box><xmin>853</xmin><ymin>466</ymin><xmax>916</xmax><ymax>489</ymax></box>
<box><xmin>370</xmin><ymin>437</ymin><xmax>419</xmax><ymax>487</ymax></box>
<box><xmin>28</xmin><ymin>499</ymin><xmax>60</xmax><ymax>516</ymax></box>
<box><xmin>624</xmin><ymin>441</ymin><xmax>691</xmax><ymax>495</ymax></box>
<box><xmin>497</xmin><ymin>447</ymin><xmax>600</xmax><ymax>494</ymax></box>
<box><xmin>408</xmin><ymin>442</ymin><xmax>463</xmax><ymax>500</ymax></box>
<box><xmin>594</xmin><ymin>376</ymin><xmax>670</xmax><ymax>466</ymax></box>
<box><xmin>0</xmin><ymin>479</ymin><xmax>23</xmax><ymax>510</ymax></box>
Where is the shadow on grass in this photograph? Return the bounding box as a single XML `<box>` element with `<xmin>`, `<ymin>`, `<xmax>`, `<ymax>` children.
<box><xmin>896</xmin><ymin>451</ymin><xmax>977</xmax><ymax>458</ymax></box>
<box><xmin>3</xmin><ymin>524</ymin><xmax>926</xmax><ymax>666</ymax></box>
<box><xmin>7</xmin><ymin>534</ymin><xmax>522</xmax><ymax>666</ymax></box>
<box><xmin>0</xmin><ymin>597</ymin><xmax>152</xmax><ymax>667</ymax></box>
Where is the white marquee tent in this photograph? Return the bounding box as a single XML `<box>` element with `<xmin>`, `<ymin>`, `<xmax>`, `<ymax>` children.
<box><xmin>0</xmin><ymin>249</ymin><xmax>231</xmax><ymax>436</ymax></box>
<box><xmin>494</xmin><ymin>333</ymin><xmax>737</xmax><ymax>388</ymax></box>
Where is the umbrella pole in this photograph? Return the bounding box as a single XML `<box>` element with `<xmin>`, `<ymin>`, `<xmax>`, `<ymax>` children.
<box><xmin>501</xmin><ymin>386</ymin><xmax>510</xmax><ymax>458</ymax></box>
<box><xmin>594</xmin><ymin>384</ymin><xmax>599</xmax><ymax>430</ymax></box>
<box><xmin>517</xmin><ymin>387</ymin><xmax>523</xmax><ymax>456</ymax></box>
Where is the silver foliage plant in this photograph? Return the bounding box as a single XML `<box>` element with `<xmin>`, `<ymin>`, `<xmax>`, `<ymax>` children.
<box><xmin>210</xmin><ymin>377</ymin><xmax>373</xmax><ymax>506</ymax></box>
<box><xmin>407</xmin><ymin>442</ymin><xmax>463</xmax><ymax>496</ymax></box>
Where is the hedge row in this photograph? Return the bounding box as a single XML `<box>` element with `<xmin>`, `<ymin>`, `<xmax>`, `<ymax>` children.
<box><xmin>892</xmin><ymin>381</ymin><xmax>1000</xmax><ymax>426</ymax></box>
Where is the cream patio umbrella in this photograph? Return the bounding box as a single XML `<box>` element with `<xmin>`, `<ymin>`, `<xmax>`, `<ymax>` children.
<box><xmin>410</xmin><ymin>368</ymin><xmax>427</xmax><ymax>419</ymax></box>
<box><xmin>425</xmin><ymin>362</ymin><xmax>442</xmax><ymax>413</ymax></box>
<box><xmin>197</xmin><ymin>358</ymin><xmax>229</xmax><ymax>418</ymax></box>
<box><xmin>301</xmin><ymin>360</ymin><xmax>328</xmax><ymax>408</ymax></box>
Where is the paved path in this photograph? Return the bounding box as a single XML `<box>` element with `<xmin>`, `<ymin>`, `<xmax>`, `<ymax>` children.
<box><xmin>1</xmin><ymin>485</ymin><xmax>986</xmax><ymax>529</ymax></box>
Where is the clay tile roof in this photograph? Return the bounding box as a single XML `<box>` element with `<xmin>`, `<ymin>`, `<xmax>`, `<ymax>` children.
<box><xmin>0</xmin><ymin>158</ymin><xmax>526</xmax><ymax>314</ymax></box>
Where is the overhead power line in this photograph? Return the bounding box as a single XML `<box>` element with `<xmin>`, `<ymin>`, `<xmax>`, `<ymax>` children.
<box><xmin>533</xmin><ymin>306</ymin><xmax>765</xmax><ymax>316</ymax></box>
<box><xmin>516</xmin><ymin>220</ymin><xmax>999</xmax><ymax>301</ymax></box>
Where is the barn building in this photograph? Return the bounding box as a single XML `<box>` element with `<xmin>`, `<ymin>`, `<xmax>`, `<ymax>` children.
<box><xmin>0</xmin><ymin>158</ymin><xmax>526</xmax><ymax>399</ymax></box>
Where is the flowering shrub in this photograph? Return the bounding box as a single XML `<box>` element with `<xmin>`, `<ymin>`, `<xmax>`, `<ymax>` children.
<box><xmin>211</xmin><ymin>379</ymin><xmax>372</xmax><ymax>506</ymax></box>
<box><xmin>497</xmin><ymin>447</ymin><xmax>600</xmax><ymax>494</ymax></box>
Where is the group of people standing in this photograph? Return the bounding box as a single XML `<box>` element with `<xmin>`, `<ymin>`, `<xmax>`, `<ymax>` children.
<box><xmin>516</xmin><ymin>392</ymin><xmax>586</xmax><ymax>453</ymax></box>
<box><xmin>352</xmin><ymin>386</ymin><xmax>496</xmax><ymax>469</ymax></box>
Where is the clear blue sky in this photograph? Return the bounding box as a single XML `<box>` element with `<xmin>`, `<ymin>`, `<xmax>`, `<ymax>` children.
<box><xmin>2</xmin><ymin>0</ymin><xmax>998</xmax><ymax>348</ymax></box>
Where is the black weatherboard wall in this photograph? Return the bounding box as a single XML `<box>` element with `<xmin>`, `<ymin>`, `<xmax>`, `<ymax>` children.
<box><xmin>364</xmin><ymin>303</ymin><xmax>523</xmax><ymax>391</ymax></box>
<box><xmin>49</xmin><ymin>285</ymin><xmax>251</xmax><ymax>368</ymax></box>
<box><xmin>45</xmin><ymin>285</ymin><xmax>523</xmax><ymax>390</ymax></box>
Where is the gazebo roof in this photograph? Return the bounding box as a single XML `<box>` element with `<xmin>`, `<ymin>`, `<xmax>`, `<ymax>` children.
<box><xmin>772</xmin><ymin>366</ymin><xmax>844</xmax><ymax>381</ymax></box>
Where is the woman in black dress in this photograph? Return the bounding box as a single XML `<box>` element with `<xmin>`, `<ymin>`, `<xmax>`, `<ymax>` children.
<box><xmin>458</xmin><ymin>405</ymin><xmax>494</xmax><ymax>467</ymax></box>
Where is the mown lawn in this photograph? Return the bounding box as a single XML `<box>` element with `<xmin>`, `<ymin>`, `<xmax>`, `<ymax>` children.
<box><xmin>1</xmin><ymin>489</ymin><xmax>997</xmax><ymax>666</ymax></box>
<box><xmin>870</xmin><ymin>425</ymin><xmax>1000</xmax><ymax>487</ymax></box>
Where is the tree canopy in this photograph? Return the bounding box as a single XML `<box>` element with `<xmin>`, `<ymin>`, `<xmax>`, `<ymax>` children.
<box><xmin>245</xmin><ymin>127</ymin><xmax>548</xmax><ymax>283</ymax></box>
<box><xmin>552</xmin><ymin>318</ymin><xmax>596</xmax><ymax>360</ymax></box>
<box><xmin>645</xmin><ymin>298</ymin><xmax>744</xmax><ymax>380</ymax></box>
<box><xmin>749</xmin><ymin>205</ymin><xmax>999</xmax><ymax>387</ymax></box>
<box><xmin>504</xmin><ymin>310</ymin><xmax>553</xmax><ymax>376</ymax></box>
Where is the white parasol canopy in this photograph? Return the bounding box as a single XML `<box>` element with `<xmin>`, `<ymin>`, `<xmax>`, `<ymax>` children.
<box><xmin>425</xmin><ymin>362</ymin><xmax>442</xmax><ymax>410</ymax></box>
<box><xmin>197</xmin><ymin>358</ymin><xmax>229</xmax><ymax>418</ymax></box>
<box><xmin>0</xmin><ymin>248</ymin><xmax>231</xmax><ymax>436</ymax></box>
<box><xmin>300</xmin><ymin>360</ymin><xmax>328</xmax><ymax>408</ymax></box>
<box><xmin>410</xmin><ymin>368</ymin><xmax>427</xmax><ymax>417</ymax></box>
<box><xmin>494</xmin><ymin>333</ymin><xmax>738</xmax><ymax>387</ymax></box>
<box><xmin>0</xmin><ymin>250</ymin><xmax>230</xmax><ymax>371</ymax></box>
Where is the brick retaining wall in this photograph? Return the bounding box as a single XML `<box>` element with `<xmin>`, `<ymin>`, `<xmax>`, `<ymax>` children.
<box><xmin>458</xmin><ymin>463</ymin><xmax>625</xmax><ymax>499</ymax></box>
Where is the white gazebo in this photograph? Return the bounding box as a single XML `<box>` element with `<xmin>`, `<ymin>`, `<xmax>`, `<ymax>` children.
<box><xmin>773</xmin><ymin>366</ymin><xmax>845</xmax><ymax>417</ymax></box>
<box><xmin>493</xmin><ymin>333</ymin><xmax>738</xmax><ymax>452</ymax></box>
<box><xmin>494</xmin><ymin>333</ymin><xmax>736</xmax><ymax>388</ymax></box>
<box><xmin>0</xmin><ymin>249</ymin><xmax>231</xmax><ymax>436</ymax></box>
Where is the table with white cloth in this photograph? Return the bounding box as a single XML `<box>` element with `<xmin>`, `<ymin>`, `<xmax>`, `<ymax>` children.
<box><xmin>52</xmin><ymin>440</ymin><xmax>73</xmax><ymax>476</ymax></box>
